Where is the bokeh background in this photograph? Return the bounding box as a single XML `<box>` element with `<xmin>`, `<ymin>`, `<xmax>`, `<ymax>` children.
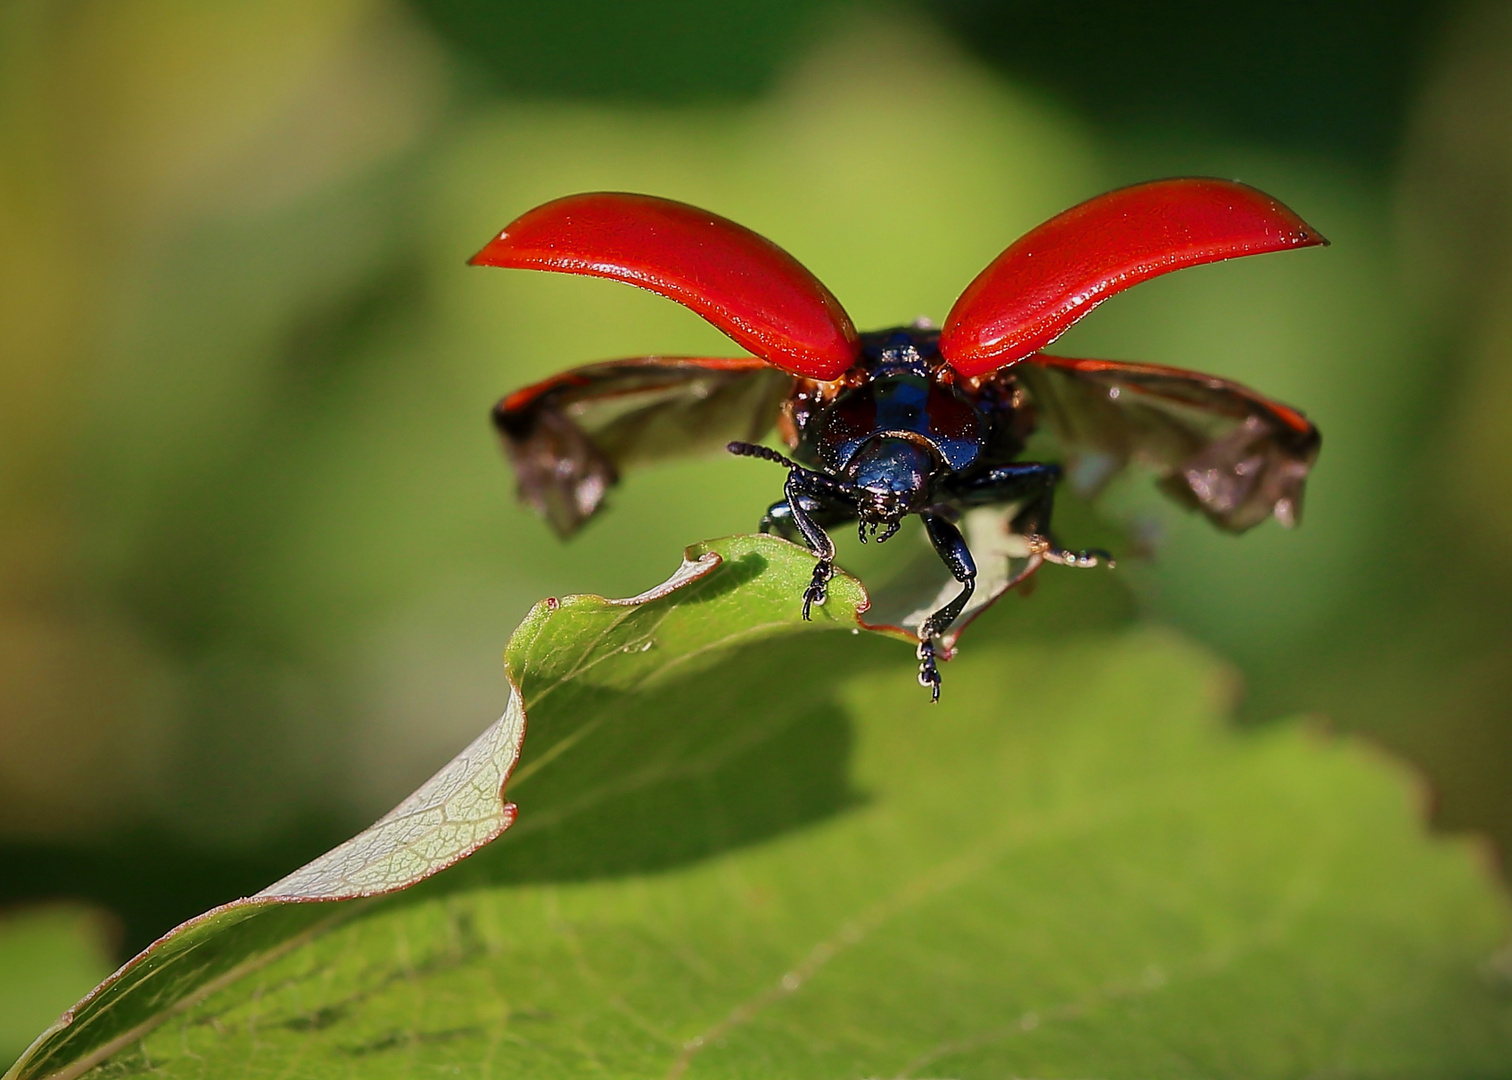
<box><xmin>4</xmin><ymin>0</ymin><xmax>1512</xmax><ymax>1055</ymax></box>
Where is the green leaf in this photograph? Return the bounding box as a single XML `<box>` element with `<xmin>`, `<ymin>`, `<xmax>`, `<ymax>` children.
<box><xmin>11</xmin><ymin>534</ymin><xmax>1512</xmax><ymax>1078</ymax></box>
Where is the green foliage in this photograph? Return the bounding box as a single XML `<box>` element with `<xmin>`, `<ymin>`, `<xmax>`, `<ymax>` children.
<box><xmin>11</xmin><ymin>536</ymin><xmax>1511</xmax><ymax>1078</ymax></box>
<box><xmin>0</xmin><ymin>908</ymin><xmax>115</xmax><ymax>1068</ymax></box>
<box><xmin>412</xmin><ymin>0</ymin><xmax>827</xmax><ymax>102</ymax></box>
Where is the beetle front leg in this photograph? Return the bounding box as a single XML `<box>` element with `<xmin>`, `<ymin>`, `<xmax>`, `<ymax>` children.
<box><xmin>783</xmin><ymin>469</ymin><xmax>840</xmax><ymax>620</ymax></box>
<box><xmin>915</xmin><ymin>511</ymin><xmax>978</xmax><ymax>703</ymax></box>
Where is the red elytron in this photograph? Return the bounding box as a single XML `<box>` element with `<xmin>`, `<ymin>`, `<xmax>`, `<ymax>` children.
<box><xmin>473</xmin><ymin>179</ymin><xmax>1326</xmax><ymax>698</ymax></box>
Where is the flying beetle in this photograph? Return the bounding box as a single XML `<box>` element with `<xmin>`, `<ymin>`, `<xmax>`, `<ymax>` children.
<box><xmin>472</xmin><ymin>179</ymin><xmax>1325</xmax><ymax>699</ymax></box>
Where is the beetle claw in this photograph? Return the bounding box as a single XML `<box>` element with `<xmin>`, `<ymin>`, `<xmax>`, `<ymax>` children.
<box><xmin>1032</xmin><ymin>535</ymin><xmax>1116</xmax><ymax>570</ymax></box>
<box><xmin>1048</xmin><ymin>546</ymin><xmax>1115</xmax><ymax>569</ymax></box>
<box><xmin>916</xmin><ymin>638</ymin><xmax>942</xmax><ymax>702</ymax></box>
<box><xmin>802</xmin><ymin>559</ymin><xmax>832</xmax><ymax>620</ymax></box>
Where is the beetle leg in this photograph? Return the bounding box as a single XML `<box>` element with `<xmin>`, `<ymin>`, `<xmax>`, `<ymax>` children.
<box><xmin>759</xmin><ymin>498</ymin><xmax>799</xmax><ymax>540</ymax></box>
<box><xmin>759</xmin><ymin>493</ymin><xmax>855</xmax><ymax>541</ymax></box>
<box><xmin>915</xmin><ymin>511</ymin><xmax>978</xmax><ymax>703</ymax></box>
<box><xmin>784</xmin><ymin>469</ymin><xmax>841</xmax><ymax>620</ymax></box>
<box><xmin>950</xmin><ymin>462</ymin><xmax>1113</xmax><ymax>569</ymax></box>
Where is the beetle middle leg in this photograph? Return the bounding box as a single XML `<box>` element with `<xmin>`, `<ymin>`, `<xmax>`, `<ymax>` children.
<box><xmin>951</xmin><ymin>462</ymin><xmax>1113</xmax><ymax>568</ymax></box>
<box><xmin>915</xmin><ymin>511</ymin><xmax>977</xmax><ymax>703</ymax></box>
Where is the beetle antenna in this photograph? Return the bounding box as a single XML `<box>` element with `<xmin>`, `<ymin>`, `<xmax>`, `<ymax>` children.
<box><xmin>729</xmin><ymin>441</ymin><xmax>863</xmax><ymax>510</ymax></box>
<box><xmin>726</xmin><ymin>441</ymin><xmax>798</xmax><ymax>469</ymax></box>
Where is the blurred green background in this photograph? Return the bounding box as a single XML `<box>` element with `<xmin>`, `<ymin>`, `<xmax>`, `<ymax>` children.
<box><xmin>4</xmin><ymin>0</ymin><xmax>1512</xmax><ymax>1054</ymax></box>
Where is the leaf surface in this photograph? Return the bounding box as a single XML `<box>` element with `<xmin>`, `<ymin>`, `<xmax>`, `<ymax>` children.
<box><xmin>10</xmin><ymin>535</ymin><xmax>1512</xmax><ymax>1078</ymax></box>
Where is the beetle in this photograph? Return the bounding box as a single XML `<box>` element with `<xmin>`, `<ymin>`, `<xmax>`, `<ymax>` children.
<box><xmin>472</xmin><ymin>179</ymin><xmax>1325</xmax><ymax>699</ymax></box>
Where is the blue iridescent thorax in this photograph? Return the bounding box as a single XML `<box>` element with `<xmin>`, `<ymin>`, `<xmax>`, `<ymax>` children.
<box><xmin>813</xmin><ymin>326</ymin><xmax>984</xmax><ymax>475</ymax></box>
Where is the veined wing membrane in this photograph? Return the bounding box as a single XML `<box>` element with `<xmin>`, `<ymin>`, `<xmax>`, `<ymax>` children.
<box><xmin>1013</xmin><ymin>354</ymin><xmax>1320</xmax><ymax>533</ymax></box>
<box><xmin>495</xmin><ymin>357</ymin><xmax>793</xmax><ymax>537</ymax></box>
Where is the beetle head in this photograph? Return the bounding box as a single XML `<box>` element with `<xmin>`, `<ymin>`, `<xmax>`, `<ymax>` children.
<box><xmin>847</xmin><ymin>436</ymin><xmax>936</xmax><ymax>538</ymax></box>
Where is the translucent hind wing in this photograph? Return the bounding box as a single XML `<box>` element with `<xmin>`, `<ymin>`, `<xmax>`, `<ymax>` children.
<box><xmin>1014</xmin><ymin>354</ymin><xmax>1320</xmax><ymax>532</ymax></box>
<box><xmin>496</xmin><ymin>357</ymin><xmax>793</xmax><ymax>536</ymax></box>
